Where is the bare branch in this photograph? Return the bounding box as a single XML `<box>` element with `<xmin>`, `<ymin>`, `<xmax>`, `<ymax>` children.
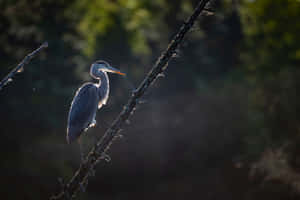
<box><xmin>0</xmin><ymin>42</ymin><xmax>48</xmax><ymax>91</ymax></box>
<box><xmin>50</xmin><ymin>0</ymin><xmax>211</xmax><ymax>199</ymax></box>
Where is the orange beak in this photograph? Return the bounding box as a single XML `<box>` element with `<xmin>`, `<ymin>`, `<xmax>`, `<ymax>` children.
<box><xmin>105</xmin><ymin>65</ymin><xmax>126</xmax><ymax>76</ymax></box>
<box><xmin>113</xmin><ymin>71</ymin><xmax>126</xmax><ymax>76</ymax></box>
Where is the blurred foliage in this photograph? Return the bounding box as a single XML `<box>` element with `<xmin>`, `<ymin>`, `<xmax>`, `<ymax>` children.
<box><xmin>240</xmin><ymin>0</ymin><xmax>300</xmax><ymax>159</ymax></box>
<box><xmin>0</xmin><ymin>0</ymin><xmax>300</xmax><ymax>199</ymax></box>
<box><xmin>75</xmin><ymin>0</ymin><xmax>161</xmax><ymax>57</ymax></box>
<box><xmin>0</xmin><ymin>0</ymin><xmax>81</xmax><ymax>130</ymax></box>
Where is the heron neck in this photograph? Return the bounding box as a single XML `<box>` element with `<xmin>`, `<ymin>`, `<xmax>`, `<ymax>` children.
<box><xmin>97</xmin><ymin>71</ymin><xmax>109</xmax><ymax>100</ymax></box>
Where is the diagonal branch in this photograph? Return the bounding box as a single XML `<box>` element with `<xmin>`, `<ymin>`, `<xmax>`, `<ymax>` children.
<box><xmin>0</xmin><ymin>42</ymin><xmax>48</xmax><ymax>91</ymax></box>
<box><xmin>50</xmin><ymin>0</ymin><xmax>211</xmax><ymax>199</ymax></box>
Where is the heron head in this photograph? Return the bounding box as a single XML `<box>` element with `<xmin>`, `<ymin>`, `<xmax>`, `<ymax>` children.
<box><xmin>90</xmin><ymin>60</ymin><xmax>125</xmax><ymax>78</ymax></box>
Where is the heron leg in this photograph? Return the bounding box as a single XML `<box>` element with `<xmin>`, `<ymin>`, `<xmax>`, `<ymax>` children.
<box><xmin>99</xmin><ymin>120</ymin><xmax>110</xmax><ymax>129</ymax></box>
<box><xmin>78</xmin><ymin>137</ymin><xmax>85</xmax><ymax>162</ymax></box>
<box><xmin>91</xmin><ymin>133</ymin><xmax>102</xmax><ymax>146</ymax></box>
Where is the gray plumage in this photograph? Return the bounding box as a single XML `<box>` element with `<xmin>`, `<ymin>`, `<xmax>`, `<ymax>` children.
<box><xmin>66</xmin><ymin>60</ymin><xmax>125</xmax><ymax>144</ymax></box>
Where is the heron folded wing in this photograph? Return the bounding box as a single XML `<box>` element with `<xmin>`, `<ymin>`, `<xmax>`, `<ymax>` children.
<box><xmin>67</xmin><ymin>83</ymin><xmax>99</xmax><ymax>143</ymax></box>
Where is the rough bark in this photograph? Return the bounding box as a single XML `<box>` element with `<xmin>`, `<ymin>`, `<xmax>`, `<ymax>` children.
<box><xmin>0</xmin><ymin>42</ymin><xmax>48</xmax><ymax>91</ymax></box>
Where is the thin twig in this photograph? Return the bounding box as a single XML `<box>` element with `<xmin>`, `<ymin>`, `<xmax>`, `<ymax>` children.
<box><xmin>51</xmin><ymin>0</ymin><xmax>210</xmax><ymax>199</ymax></box>
<box><xmin>0</xmin><ymin>42</ymin><xmax>48</xmax><ymax>91</ymax></box>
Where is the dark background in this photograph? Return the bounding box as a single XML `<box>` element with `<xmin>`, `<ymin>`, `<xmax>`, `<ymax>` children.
<box><xmin>1</xmin><ymin>0</ymin><xmax>300</xmax><ymax>199</ymax></box>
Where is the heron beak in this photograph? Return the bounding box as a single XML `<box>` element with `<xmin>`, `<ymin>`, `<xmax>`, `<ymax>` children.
<box><xmin>114</xmin><ymin>71</ymin><xmax>126</xmax><ymax>76</ymax></box>
<box><xmin>105</xmin><ymin>66</ymin><xmax>126</xmax><ymax>76</ymax></box>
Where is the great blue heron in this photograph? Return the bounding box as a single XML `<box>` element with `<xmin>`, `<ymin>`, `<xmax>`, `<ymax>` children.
<box><xmin>67</xmin><ymin>60</ymin><xmax>125</xmax><ymax>144</ymax></box>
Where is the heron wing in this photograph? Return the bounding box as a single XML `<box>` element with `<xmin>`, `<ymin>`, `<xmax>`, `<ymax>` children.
<box><xmin>67</xmin><ymin>83</ymin><xmax>99</xmax><ymax>143</ymax></box>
